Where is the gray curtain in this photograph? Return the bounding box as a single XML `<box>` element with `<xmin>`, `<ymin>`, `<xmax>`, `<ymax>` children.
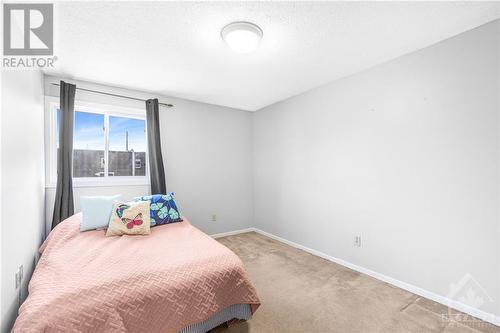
<box><xmin>52</xmin><ymin>81</ymin><xmax>76</xmax><ymax>229</ymax></box>
<box><xmin>145</xmin><ymin>99</ymin><xmax>167</xmax><ymax>194</ymax></box>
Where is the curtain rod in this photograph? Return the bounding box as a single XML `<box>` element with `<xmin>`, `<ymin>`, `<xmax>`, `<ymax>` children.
<box><xmin>50</xmin><ymin>83</ymin><xmax>174</xmax><ymax>108</ymax></box>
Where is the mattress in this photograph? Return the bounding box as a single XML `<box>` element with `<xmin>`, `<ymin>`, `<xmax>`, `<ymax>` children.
<box><xmin>13</xmin><ymin>213</ymin><xmax>260</xmax><ymax>333</ymax></box>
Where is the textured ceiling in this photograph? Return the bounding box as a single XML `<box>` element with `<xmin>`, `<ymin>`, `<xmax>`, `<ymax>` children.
<box><xmin>46</xmin><ymin>1</ymin><xmax>500</xmax><ymax>111</ymax></box>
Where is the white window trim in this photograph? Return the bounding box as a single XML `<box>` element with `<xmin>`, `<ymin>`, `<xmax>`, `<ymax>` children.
<box><xmin>44</xmin><ymin>96</ymin><xmax>150</xmax><ymax>188</ymax></box>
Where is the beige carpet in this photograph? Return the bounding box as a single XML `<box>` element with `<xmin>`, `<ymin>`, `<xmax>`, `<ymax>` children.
<box><xmin>214</xmin><ymin>232</ymin><xmax>499</xmax><ymax>333</ymax></box>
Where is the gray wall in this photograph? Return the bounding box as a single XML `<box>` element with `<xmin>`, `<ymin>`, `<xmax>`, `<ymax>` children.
<box><xmin>253</xmin><ymin>20</ymin><xmax>500</xmax><ymax>317</ymax></box>
<box><xmin>1</xmin><ymin>71</ymin><xmax>45</xmax><ymax>332</ymax></box>
<box><xmin>44</xmin><ymin>76</ymin><xmax>254</xmax><ymax>236</ymax></box>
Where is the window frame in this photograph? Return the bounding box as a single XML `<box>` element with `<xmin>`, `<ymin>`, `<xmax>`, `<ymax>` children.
<box><xmin>45</xmin><ymin>96</ymin><xmax>150</xmax><ymax>188</ymax></box>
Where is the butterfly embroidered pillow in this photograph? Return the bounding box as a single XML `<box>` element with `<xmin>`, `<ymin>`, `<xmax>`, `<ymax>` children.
<box><xmin>106</xmin><ymin>201</ymin><xmax>151</xmax><ymax>237</ymax></box>
<box><xmin>134</xmin><ymin>193</ymin><xmax>182</xmax><ymax>226</ymax></box>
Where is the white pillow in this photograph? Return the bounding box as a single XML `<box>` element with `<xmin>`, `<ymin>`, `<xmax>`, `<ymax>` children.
<box><xmin>80</xmin><ymin>195</ymin><xmax>121</xmax><ymax>231</ymax></box>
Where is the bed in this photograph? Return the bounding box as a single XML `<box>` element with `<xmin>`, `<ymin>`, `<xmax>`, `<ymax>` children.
<box><xmin>13</xmin><ymin>213</ymin><xmax>260</xmax><ymax>332</ymax></box>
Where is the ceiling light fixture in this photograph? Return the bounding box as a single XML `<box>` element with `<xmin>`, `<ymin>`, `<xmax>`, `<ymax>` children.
<box><xmin>221</xmin><ymin>21</ymin><xmax>263</xmax><ymax>54</ymax></box>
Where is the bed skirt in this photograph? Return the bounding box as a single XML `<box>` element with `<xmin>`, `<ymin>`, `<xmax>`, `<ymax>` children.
<box><xmin>179</xmin><ymin>304</ymin><xmax>252</xmax><ymax>333</ymax></box>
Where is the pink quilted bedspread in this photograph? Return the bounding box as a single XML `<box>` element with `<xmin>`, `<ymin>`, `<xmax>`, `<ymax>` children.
<box><xmin>13</xmin><ymin>213</ymin><xmax>260</xmax><ymax>333</ymax></box>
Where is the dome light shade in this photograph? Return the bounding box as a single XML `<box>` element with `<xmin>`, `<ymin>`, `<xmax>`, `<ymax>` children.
<box><xmin>221</xmin><ymin>21</ymin><xmax>263</xmax><ymax>53</ymax></box>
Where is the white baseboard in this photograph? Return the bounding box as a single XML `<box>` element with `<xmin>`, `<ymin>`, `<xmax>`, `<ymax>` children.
<box><xmin>210</xmin><ymin>227</ymin><xmax>256</xmax><ymax>239</ymax></box>
<box><xmin>238</xmin><ymin>227</ymin><xmax>499</xmax><ymax>327</ymax></box>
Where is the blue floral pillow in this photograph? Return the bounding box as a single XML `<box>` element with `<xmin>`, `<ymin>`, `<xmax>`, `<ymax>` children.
<box><xmin>134</xmin><ymin>193</ymin><xmax>182</xmax><ymax>226</ymax></box>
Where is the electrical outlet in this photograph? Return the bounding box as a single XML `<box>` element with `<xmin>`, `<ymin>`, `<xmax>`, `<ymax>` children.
<box><xmin>15</xmin><ymin>271</ymin><xmax>19</xmax><ymax>289</ymax></box>
<box><xmin>211</xmin><ymin>214</ymin><xmax>217</xmax><ymax>222</ymax></box>
<box><xmin>15</xmin><ymin>265</ymin><xmax>23</xmax><ymax>289</ymax></box>
<box><xmin>354</xmin><ymin>236</ymin><xmax>362</xmax><ymax>247</ymax></box>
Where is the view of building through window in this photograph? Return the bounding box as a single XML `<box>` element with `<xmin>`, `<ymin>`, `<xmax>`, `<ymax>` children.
<box><xmin>108</xmin><ymin>115</ymin><xmax>146</xmax><ymax>177</ymax></box>
<box><xmin>57</xmin><ymin>109</ymin><xmax>147</xmax><ymax>178</ymax></box>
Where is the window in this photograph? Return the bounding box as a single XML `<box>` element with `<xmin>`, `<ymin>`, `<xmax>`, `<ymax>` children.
<box><xmin>108</xmin><ymin>115</ymin><xmax>147</xmax><ymax>177</ymax></box>
<box><xmin>47</xmin><ymin>99</ymin><xmax>149</xmax><ymax>186</ymax></box>
<box><xmin>72</xmin><ymin>111</ymin><xmax>105</xmax><ymax>177</ymax></box>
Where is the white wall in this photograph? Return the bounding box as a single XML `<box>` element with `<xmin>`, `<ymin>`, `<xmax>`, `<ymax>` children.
<box><xmin>253</xmin><ymin>20</ymin><xmax>500</xmax><ymax>319</ymax></box>
<box><xmin>1</xmin><ymin>71</ymin><xmax>45</xmax><ymax>332</ymax></box>
<box><xmin>158</xmin><ymin>96</ymin><xmax>254</xmax><ymax>235</ymax></box>
<box><xmin>44</xmin><ymin>76</ymin><xmax>254</xmax><ymax>236</ymax></box>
